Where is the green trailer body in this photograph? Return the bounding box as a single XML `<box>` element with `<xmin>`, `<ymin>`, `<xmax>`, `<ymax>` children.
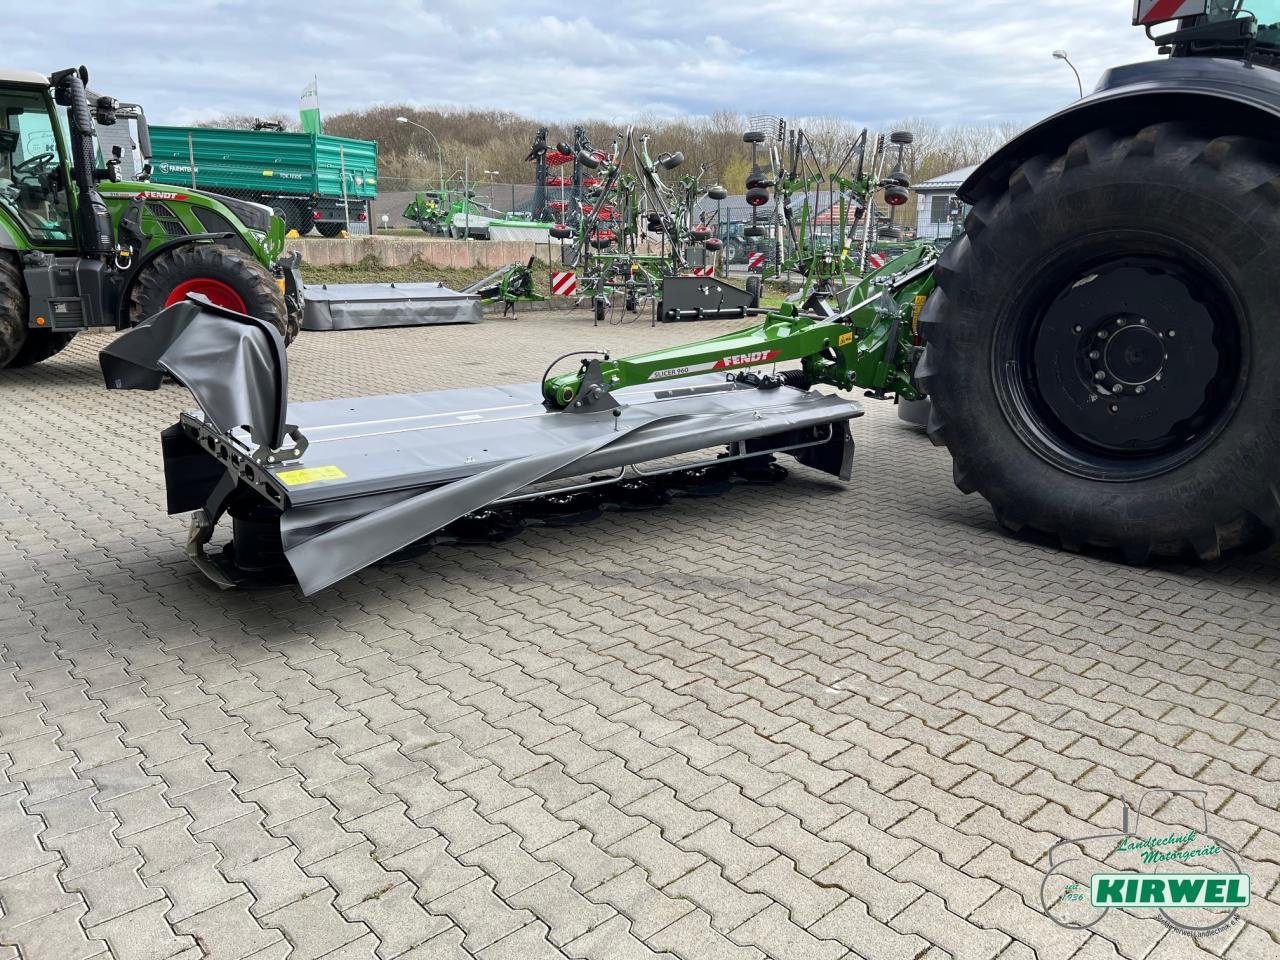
<box><xmin>147</xmin><ymin>125</ymin><xmax>378</xmax><ymax>235</ymax></box>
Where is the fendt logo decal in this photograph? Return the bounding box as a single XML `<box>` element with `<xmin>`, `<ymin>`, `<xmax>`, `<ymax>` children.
<box><xmin>646</xmin><ymin>350</ymin><xmax>781</xmax><ymax>381</ymax></box>
<box><xmin>713</xmin><ymin>350</ymin><xmax>780</xmax><ymax>370</ymax></box>
<box><xmin>135</xmin><ymin>191</ymin><xmax>189</xmax><ymax>201</ymax></box>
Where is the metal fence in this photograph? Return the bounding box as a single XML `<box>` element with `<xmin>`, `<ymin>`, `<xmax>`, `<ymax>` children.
<box><xmin>373</xmin><ymin>178</ymin><xmax>539</xmax><ymax>232</ymax></box>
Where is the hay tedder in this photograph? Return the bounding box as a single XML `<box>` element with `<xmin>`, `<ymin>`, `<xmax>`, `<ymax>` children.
<box><xmin>531</xmin><ymin>125</ymin><xmax>753</xmax><ymax>325</ymax></box>
<box><xmin>102</xmin><ymin>1</ymin><xmax>1280</xmax><ymax>591</ymax></box>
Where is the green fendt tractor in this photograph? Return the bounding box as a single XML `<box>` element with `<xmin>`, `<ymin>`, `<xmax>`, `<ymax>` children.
<box><xmin>0</xmin><ymin>66</ymin><xmax>300</xmax><ymax>369</ymax></box>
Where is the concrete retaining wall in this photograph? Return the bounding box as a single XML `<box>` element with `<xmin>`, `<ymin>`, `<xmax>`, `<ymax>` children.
<box><xmin>286</xmin><ymin>236</ymin><xmax>549</xmax><ymax>269</ymax></box>
<box><xmin>286</xmin><ymin>234</ymin><xmax>669</xmax><ymax>269</ymax></box>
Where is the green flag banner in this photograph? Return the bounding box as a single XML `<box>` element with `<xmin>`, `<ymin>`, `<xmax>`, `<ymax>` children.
<box><xmin>300</xmin><ymin>78</ymin><xmax>321</xmax><ymax>135</ymax></box>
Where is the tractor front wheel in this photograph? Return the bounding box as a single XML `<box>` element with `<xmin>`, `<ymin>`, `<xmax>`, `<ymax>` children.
<box><xmin>0</xmin><ymin>253</ymin><xmax>75</xmax><ymax>369</ymax></box>
<box><xmin>918</xmin><ymin>122</ymin><xmax>1280</xmax><ymax>561</ymax></box>
<box><xmin>131</xmin><ymin>243</ymin><xmax>294</xmax><ymax>343</ymax></box>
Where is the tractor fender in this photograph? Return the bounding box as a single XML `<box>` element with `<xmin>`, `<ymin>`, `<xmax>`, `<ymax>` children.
<box><xmin>960</xmin><ymin>55</ymin><xmax>1280</xmax><ymax>204</ymax></box>
<box><xmin>115</xmin><ymin>232</ymin><xmax>233</xmax><ymax>327</ymax></box>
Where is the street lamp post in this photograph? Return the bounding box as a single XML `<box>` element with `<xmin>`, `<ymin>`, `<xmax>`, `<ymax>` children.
<box><xmin>1052</xmin><ymin>50</ymin><xmax>1084</xmax><ymax>99</ymax></box>
<box><xmin>395</xmin><ymin>116</ymin><xmax>445</xmax><ymax>195</ymax></box>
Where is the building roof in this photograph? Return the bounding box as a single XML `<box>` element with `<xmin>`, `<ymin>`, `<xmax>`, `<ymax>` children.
<box><xmin>914</xmin><ymin>165</ymin><xmax>978</xmax><ymax>192</ymax></box>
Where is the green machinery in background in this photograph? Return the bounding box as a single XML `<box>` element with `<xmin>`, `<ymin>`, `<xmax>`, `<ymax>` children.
<box><xmin>148</xmin><ymin>123</ymin><xmax>378</xmax><ymax>237</ymax></box>
<box><xmin>403</xmin><ymin>190</ymin><xmax>497</xmax><ymax>237</ymax></box>
<box><xmin>549</xmin><ymin>126</ymin><xmax>745</xmax><ymax>325</ymax></box>
<box><xmin>0</xmin><ymin>65</ymin><xmax>300</xmax><ymax>369</ymax></box>
<box><xmin>741</xmin><ymin>117</ymin><xmax>917</xmax><ymax>304</ymax></box>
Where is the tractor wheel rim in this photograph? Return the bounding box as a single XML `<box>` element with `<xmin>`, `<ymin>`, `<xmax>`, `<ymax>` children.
<box><xmin>165</xmin><ymin>278</ymin><xmax>248</xmax><ymax>313</ymax></box>
<box><xmin>996</xmin><ymin>250</ymin><xmax>1247</xmax><ymax>482</ymax></box>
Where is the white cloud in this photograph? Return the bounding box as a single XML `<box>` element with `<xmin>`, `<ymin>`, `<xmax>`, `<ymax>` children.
<box><xmin>21</xmin><ymin>0</ymin><xmax>1157</xmax><ymax>125</ymax></box>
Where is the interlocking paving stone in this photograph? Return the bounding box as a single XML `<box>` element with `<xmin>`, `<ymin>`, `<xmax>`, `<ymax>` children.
<box><xmin>1</xmin><ymin>315</ymin><xmax>1277</xmax><ymax>959</ymax></box>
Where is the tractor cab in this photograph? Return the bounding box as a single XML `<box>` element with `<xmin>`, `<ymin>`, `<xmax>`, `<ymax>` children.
<box><xmin>1136</xmin><ymin>0</ymin><xmax>1280</xmax><ymax>58</ymax></box>
<box><xmin>0</xmin><ymin>78</ymin><xmax>76</xmax><ymax>245</ymax></box>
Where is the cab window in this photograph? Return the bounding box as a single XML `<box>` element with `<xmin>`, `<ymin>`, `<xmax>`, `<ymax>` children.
<box><xmin>0</xmin><ymin>90</ymin><xmax>73</xmax><ymax>243</ymax></box>
<box><xmin>1206</xmin><ymin>0</ymin><xmax>1280</xmax><ymax>45</ymax></box>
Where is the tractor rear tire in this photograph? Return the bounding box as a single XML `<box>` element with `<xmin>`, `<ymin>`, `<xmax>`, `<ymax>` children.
<box><xmin>131</xmin><ymin>243</ymin><xmax>294</xmax><ymax>344</ymax></box>
<box><xmin>0</xmin><ymin>253</ymin><xmax>75</xmax><ymax>369</ymax></box>
<box><xmin>917</xmin><ymin>122</ymin><xmax>1280</xmax><ymax>562</ymax></box>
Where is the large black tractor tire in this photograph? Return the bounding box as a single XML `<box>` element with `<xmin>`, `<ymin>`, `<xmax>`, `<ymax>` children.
<box><xmin>315</xmin><ymin>222</ymin><xmax>345</xmax><ymax>238</ymax></box>
<box><xmin>0</xmin><ymin>254</ymin><xmax>75</xmax><ymax>369</ymax></box>
<box><xmin>917</xmin><ymin>122</ymin><xmax>1280</xmax><ymax>562</ymax></box>
<box><xmin>131</xmin><ymin>243</ymin><xmax>295</xmax><ymax>344</ymax></box>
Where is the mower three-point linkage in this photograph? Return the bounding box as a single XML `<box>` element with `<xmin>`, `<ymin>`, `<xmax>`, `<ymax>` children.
<box><xmin>543</xmin><ymin>243</ymin><xmax>937</xmax><ymax>412</ymax></box>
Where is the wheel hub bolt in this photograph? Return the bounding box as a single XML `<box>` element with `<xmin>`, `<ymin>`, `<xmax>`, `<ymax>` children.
<box><xmin>1112</xmin><ymin>384</ymin><xmax>1124</xmax><ymax>394</ymax></box>
<box><xmin>1135</xmin><ymin>385</ymin><xmax>1147</xmax><ymax>395</ymax></box>
<box><xmin>1073</xmin><ymin>324</ymin><xmax>1083</xmax><ymax>334</ymax></box>
<box><xmin>1108</xmin><ymin>403</ymin><xmax>1119</xmax><ymax>414</ymax></box>
<box><xmin>1167</xmin><ymin>329</ymin><xmax>1177</xmax><ymax>338</ymax></box>
<box><xmin>1094</xmin><ymin>371</ymin><xmax>1107</xmax><ymax>382</ymax></box>
<box><xmin>1089</xmin><ymin>350</ymin><xmax>1101</xmax><ymax>360</ymax></box>
<box><xmin>1097</xmin><ymin>330</ymin><xmax>1109</xmax><ymax>339</ymax></box>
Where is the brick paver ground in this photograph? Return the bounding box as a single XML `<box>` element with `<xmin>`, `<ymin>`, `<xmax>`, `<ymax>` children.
<box><xmin>0</xmin><ymin>310</ymin><xmax>1276</xmax><ymax>960</ymax></box>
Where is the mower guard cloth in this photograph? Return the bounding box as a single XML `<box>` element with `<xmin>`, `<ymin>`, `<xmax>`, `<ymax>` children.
<box><xmin>99</xmin><ymin>297</ymin><xmax>288</xmax><ymax>451</ymax></box>
<box><xmin>301</xmin><ymin>282</ymin><xmax>482</xmax><ymax>331</ymax></box>
<box><xmin>271</xmin><ymin>381</ymin><xmax>857</xmax><ymax>594</ymax></box>
<box><xmin>283</xmin><ymin>409</ymin><xmax>684</xmax><ymax>594</ymax></box>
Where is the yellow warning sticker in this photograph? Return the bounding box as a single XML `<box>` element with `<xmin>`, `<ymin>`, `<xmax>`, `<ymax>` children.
<box><xmin>838</xmin><ymin>332</ymin><xmax>853</xmax><ymax>347</ymax></box>
<box><xmin>276</xmin><ymin>465</ymin><xmax>347</xmax><ymax>486</ymax></box>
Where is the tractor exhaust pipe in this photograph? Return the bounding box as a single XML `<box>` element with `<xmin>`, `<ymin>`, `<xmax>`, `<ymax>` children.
<box><xmin>49</xmin><ymin>66</ymin><xmax>113</xmax><ymax>256</ymax></box>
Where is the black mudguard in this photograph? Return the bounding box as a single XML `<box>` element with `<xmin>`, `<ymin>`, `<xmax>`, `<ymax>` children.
<box><xmin>962</xmin><ymin>55</ymin><xmax>1280</xmax><ymax>203</ymax></box>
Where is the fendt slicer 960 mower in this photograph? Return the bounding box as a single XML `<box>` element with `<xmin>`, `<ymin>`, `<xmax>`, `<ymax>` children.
<box><xmin>103</xmin><ymin>1</ymin><xmax>1280</xmax><ymax>593</ymax></box>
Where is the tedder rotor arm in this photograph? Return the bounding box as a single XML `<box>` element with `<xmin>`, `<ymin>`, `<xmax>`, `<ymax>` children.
<box><xmin>543</xmin><ymin>246</ymin><xmax>938</xmax><ymax>410</ymax></box>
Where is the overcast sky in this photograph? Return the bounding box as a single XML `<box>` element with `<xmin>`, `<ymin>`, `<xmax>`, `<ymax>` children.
<box><xmin>21</xmin><ymin>1</ymin><xmax>1158</xmax><ymax>126</ymax></box>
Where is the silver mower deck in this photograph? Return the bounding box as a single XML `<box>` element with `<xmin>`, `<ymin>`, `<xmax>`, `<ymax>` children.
<box><xmin>302</xmin><ymin>281</ymin><xmax>482</xmax><ymax>331</ymax></box>
<box><xmin>101</xmin><ymin>299</ymin><xmax>862</xmax><ymax>594</ymax></box>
